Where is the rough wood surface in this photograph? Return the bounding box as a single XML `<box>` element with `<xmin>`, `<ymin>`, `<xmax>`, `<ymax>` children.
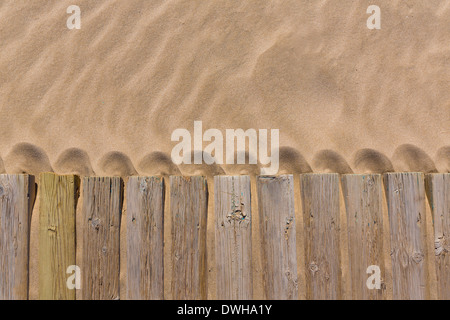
<box><xmin>426</xmin><ymin>173</ymin><xmax>450</xmax><ymax>299</ymax></box>
<box><xmin>214</xmin><ymin>176</ymin><xmax>252</xmax><ymax>299</ymax></box>
<box><xmin>301</xmin><ymin>173</ymin><xmax>341</xmax><ymax>300</ymax></box>
<box><xmin>341</xmin><ymin>174</ymin><xmax>385</xmax><ymax>300</ymax></box>
<box><xmin>384</xmin><ymin>172</ymin><xmax>428</xmax><ymax>300</ymax></box>
<box><xmin>170</xmin><ymin>176</ymin><xmax>208</xmax><ymax>300</ymax></box>
<box><xmin>257</xmin><ymin>175</ymin><xmax>298</xmax><ymax>300</ymax></box>
<box><xmin>39</xmin><ymin>173</ymin><xmax>79</xmax><ymax>300</ymax></box>
<box><xmin>127</xmin><ymin>176</ymin><xmax>164</xmax><ymax>300</ymax></box>
<box><xmin>82</xmin><ymin>177</ymin><xmax>122</xmax><ymax>300</ymax></box>
<box><xmin>0</xmin><ymin>174</ymin><xmax>35</xmax><ymax>300</ymax></box>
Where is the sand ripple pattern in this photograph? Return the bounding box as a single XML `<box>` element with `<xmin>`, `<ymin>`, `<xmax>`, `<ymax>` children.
<box><xmin>0</xmin><ymin>143</ymin><xmax>449</xmax><ymax>176</ymax></box>
<box><xmin>0</xmin><ymin>1</ymin><xmax>448</xmax><ymax>175</ymax></box>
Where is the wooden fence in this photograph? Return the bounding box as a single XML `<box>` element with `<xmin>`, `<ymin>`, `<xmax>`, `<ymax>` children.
<box><xmin>0</xmin><ymin>172</ymin><xmax>448</xmax><ymax>300</ymax></box>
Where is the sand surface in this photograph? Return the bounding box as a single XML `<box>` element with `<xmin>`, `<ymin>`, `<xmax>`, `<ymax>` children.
<box><xmin>0</xmin><ymin>0</ymin><xmax>448</xmax><ymax>175</ymax></box>
<box><xmin>0</xmin><ymin>0</ymin><xmax>448</xmax><ymax>300</ymax></box>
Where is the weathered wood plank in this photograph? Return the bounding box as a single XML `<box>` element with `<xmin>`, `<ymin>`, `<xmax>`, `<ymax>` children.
<box><xmin>257</xmin><ymin>175</ymin><xmax>298</xmax><ymax>300</ymax></box>
<box><xmin>341</xmin><ymin>174</ymin><xmax>386</xmax><ymax>299</ymax></box>
<box><xmin>170</xmin><ymin>176</ymin><xmax>208</xmax><ymax>300</ymax></box>
<box><xmin>82</xmin><ymin>177</ymin><xmax>122</xmax><ymax>300</ymax></box>
<box><xmin>384</xmin><ymin>172</ymin><xmax>428</xmax><ymax>300</ymax></box>
<box><xmin>426</xmin><ymin>173</ymin><xmax>450</xmax><ymax>299</ymax></box>
<box><xmin>0</xmin><ymin>174</ymin><xmax>35</xmax><ymax>300</ymax></box>
<box><xmin>300</xmin><ymin>173</ymin><xmax>341</xmax><ymax>300</ymax></box>
<box><xmin>39</xmin><ymin>173</ymin><xmax>79</xmax><ymax>300</ymax></box>
<box><xmin>214</xmin><ymin>176</ymin><xmax>252</xmax><ymax>300</ymax></box>
<box><xmin>127</xmin><ymin>176</ymin><xmax>164</xmax><ymax>300</ymax></box>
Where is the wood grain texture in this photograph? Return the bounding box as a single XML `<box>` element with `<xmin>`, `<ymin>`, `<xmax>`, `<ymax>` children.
<box><xmin>170</xmin><ymin>176</ymin><xmax>208</xmax><ymax>300</ymax></box>
<box><xmin>39</xmin><ymin>173</ymin><xmax>79</xmax><ymax>300</ymax></box>
<box><xmin>82</xmin><ymin>177</ymin><xmax>122</xmax><ymax>300</ymax></box>
<box><xmin>384</xmin><ymin>172</ymin><xmax>428</xmax><ymax>300</ymax></box>
<box><xmin>300</xmin><ymin>173</ymin><xmax>341</xmax><ymax>300</ymax></box>
<box><xmin>257</xmin><ymin>175</ymin><xmax>298</xmax><ymax>300</ymax></box>
<box><xmin>0</xmin><ymin>174</ymin><xmax>35</xmax><ymax>300</ymax></box>
<box><xmin>214</xmin><ymin>176</ymin><xmax>252</xmax><ymax>300</ymax></box>
<box><xmin>127</xmin><ymin>176</ymin><xmax>164</xmax><ymax>300</ymax></box>
<box><xmin>341</xmin><ymin>174</ymin><xmax>385</xmax><ymax>300</ymax></box>
<box><xmin>426</xmin><ymin>173</ymin><xmax>450</xmax><ymax>299</ymax></box>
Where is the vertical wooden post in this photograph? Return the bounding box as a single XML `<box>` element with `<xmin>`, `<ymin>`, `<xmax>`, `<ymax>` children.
<box><xmin>0</xmin><ymin>174</ymin><xmax>35</xmax><ymax>300</ymax></box>
<box><xmin>384</xmin><ymin>172</ymin><xmax>428</xmax><ymax>300</ymax></box>
<box><xmin>127</xmin><ymin>176</ymin><xmax>164</xmax><ymax>300</ymax></box>
<box><xmin>214</xmin><ymin>176</ymin><xmax>252</xmax><ymax>299</ymax></box>
<box><xmin>82</xmin><ymin>177</ymin><xmax>122</xmax><ymax>300</ymax></box>
<box><xmin>257</xmin><ymin>175</ymin><xmax>298</xmax><ymax>300</ymax></box>
<box><xmin>170</xmin><ymin>176</ymin><xmax>208</xmax><ymax>300</ymax></box>
<box><xmin>300</xmin><ymin>173</ymin><xmax>341</xmax><ymax>300</ymax></box>
<box><xmin>341</xmin><ymin>174</ymin><xmax>386</xmax><ymax>299</ymax></box>
<box><xmin>426</xmin><ymin>173</ymin><xmax>450</xmax><ymax>299</ymax></box>
<box><xmin>39</xmin><ymin>173</ymin><xmax>79</xmax><ymax>300</ymax></box>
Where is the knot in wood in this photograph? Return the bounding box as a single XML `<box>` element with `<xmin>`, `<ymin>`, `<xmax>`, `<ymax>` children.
<box><xmin>435</xmin><ymin>237</ymin><xmax>447</xmax><ymax>256</ymax></box>
<box><xmin>91</xmin><ymin>218</ymin><xmax>101</xmax><ymax>230</ymax></box>
<box><xmin>309</xmin><ymin>262</ymin><xmax>319</xmax><ymax>275</ymax></box>
<box><xmin>400</xmin><ymin>250</ymin><xmax>409</xmax><ymax>267</ymax></box>
<box><xmin>227</xmin><ymin>208</ymin><xmax>246</xmax><ymax>222</ymax></box>
<box><xmin>412</xmin><ymin>252</ymin><xmax>424</xmax><ymax>264</ymax></box>
<box><xmin>139</xmin><ymin>180</ymin><xmax>148</xmax><ymax>193</ymax></box>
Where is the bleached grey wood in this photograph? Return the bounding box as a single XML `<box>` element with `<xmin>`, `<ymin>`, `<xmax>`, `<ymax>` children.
<box><xmin>0</xmin><ymin>174</ymin><xmax>35</xmax><ymax>300</ymax></box>
<box><xmin>342</xmin><ymin>174</ymin><xmax>386</xmax><ymax>299</ymax></box>
<box><xmin>384</xmin><ymin>172</ymin><xmax>428</xmax><ymax>300</ymax></box>
<box><xmin>257</xmin><ymin>175</ymin><xmax>298</xmax><ymax>300</ymax></box>
<box><xmin>301</xmin><ymin>173</ymin><xmax>341</xmax><ymax>300</ymax></box>
<box><xmin>214</xmin><ymin>176</ymin><xmax>252</xmax><ymax>299</ymax></box>
<box><xmin>426</xmin><ymin>173</ymin><xmax>450</xmax><ymax>299</ymax></box>
<box><xmin>82</xmin><ymin>177</ymin><xmax>122</xmax><ymax>300</ymax></box>
<box><xmin>170</xmin><ymin>176</ymin><xmax>208</xmax><ymax>300</ymax></box>
<box><xmin>127</xmin><ymin>176</ymin><xmax>164</xmax><ymax>300</ymax></box>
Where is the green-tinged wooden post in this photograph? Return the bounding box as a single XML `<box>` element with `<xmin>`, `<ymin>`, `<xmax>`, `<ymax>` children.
<box><xmin>39</xmin><ymin>173</ymin><xmax>79</xmax><ymax>300</ymax></box>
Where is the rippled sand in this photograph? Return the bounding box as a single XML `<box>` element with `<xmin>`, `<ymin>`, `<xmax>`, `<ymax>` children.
<box><xmin>0</xmin><ymin>0</ymin><xmax>448</xmax><ymax>175</ymax></box>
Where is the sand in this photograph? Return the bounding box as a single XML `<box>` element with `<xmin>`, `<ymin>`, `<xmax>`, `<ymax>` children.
<box><xmin>0</xmin><ymin>0</ymin><xmax>448</xmax><ymax>299</ymax></box>
<box><xmin>0</xmin><ymin>0</ymin><xmax>448</xmax><ymax>175</ymax></box>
